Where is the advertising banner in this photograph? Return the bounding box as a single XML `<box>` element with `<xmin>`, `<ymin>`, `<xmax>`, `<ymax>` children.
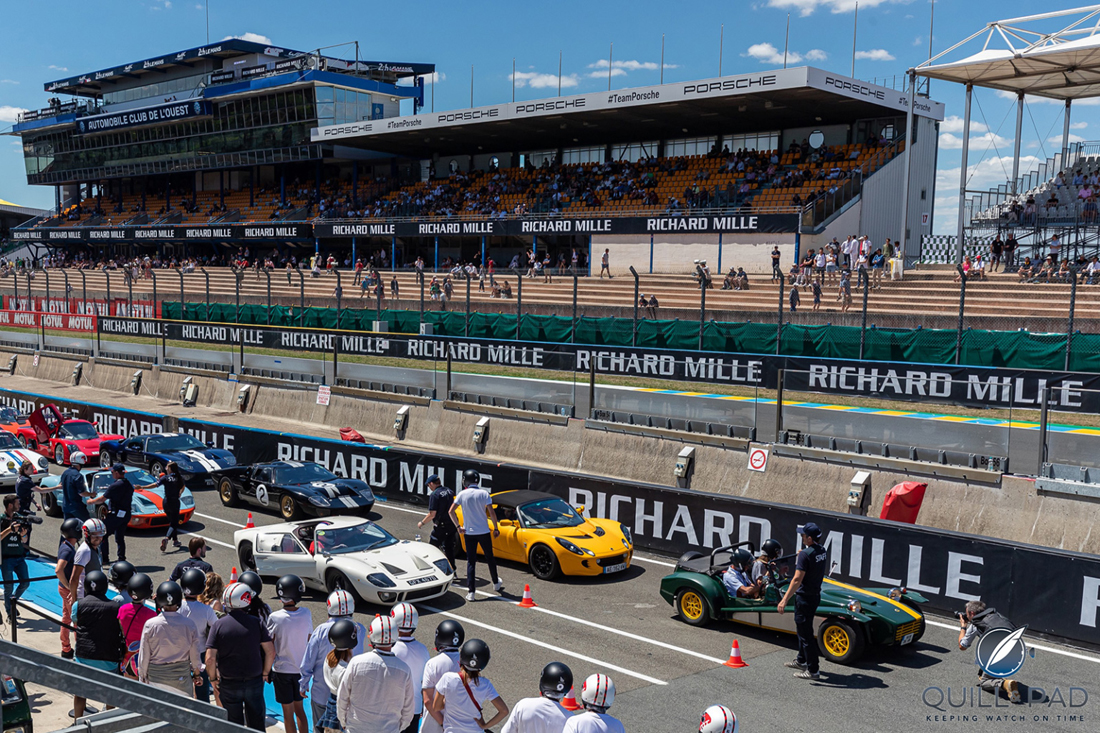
<box><xmin>10</xmin><ymin>298</ymin><xmax>154</xmax><ymax>319</ymax></box>
<box><xmin>75</xmin><ymin>100</ymin><xmax>212</xmax><ymax>135</ymax></box>
<box><xmin>0</xmin><ymin>310</ymin><xmax>96</xmax><ymax>332</ymax></box>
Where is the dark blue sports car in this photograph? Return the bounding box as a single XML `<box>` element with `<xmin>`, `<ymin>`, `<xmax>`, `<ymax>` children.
<box><xmin>98</xmin><ymin>432</ymin><xmax>237</xmax><ymax>487</ymax></box>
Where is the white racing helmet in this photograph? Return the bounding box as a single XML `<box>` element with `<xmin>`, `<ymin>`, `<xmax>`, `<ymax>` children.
<box><xmin>81</xmin><ymin>518</ymin><xmax>106</xmax><ymax>542</ymax></box>
<box><xmin>390</xmin><ymin>602</ymin><xmax>419</xmax><ymax>633</ymax></box>
<box><xmin>368</xmin><ymin>614</ymin><xmax>396</xmax><ymax>648</ymax></box>
<box><xmin>222</xmin><ymin>582</ymin><xmax>253</xmax><ymax>610</ymax></box>
<box><xmin>69</xmin><ymin>451</ymin><xmax>87</xmax><ymax>466</ymax></box>
<box><xmin>327</xmin><ymin>589</ymin><xmax>354</xmax><ymax>617</ymax></box>
<box><xmin>580</xmin><ymin>673</ymin><xmax>615</xmax><ymax>711</ymax></box>
<box><xmin>700</xmin><ymin>705</ymin><xmax>738</xmax><ymax>733</ymax></box>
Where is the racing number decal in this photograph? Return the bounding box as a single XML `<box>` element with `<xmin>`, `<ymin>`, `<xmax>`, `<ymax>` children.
<box><xmin>256</xmin><ymin>484</ymin><xmax>270</xmax><ymax>507</ymax></box>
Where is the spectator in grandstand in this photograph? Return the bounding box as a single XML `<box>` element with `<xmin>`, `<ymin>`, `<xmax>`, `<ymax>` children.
<box><xmin>638</xmin><ymin>293</ymin><xmax>650</xmax><ymax>313</ymax></box>
<box><xmin>1083</xmin><ymin>256</ymin><xmax>1100</xmax><ymax>285</ymax></box>
<box><xmin>1004</xmin><ymin>234</ymin><xmax>1018</xmax><ymax>268</ymax></box>
<box><xmin>391</xmin><ymin>274</ymin><xmax>400</xmax><ymax>301</ymax></box>
<box><xmin>735</xmin><ymin>268</ymin><xmax>749</xmax><ymax>291</ymax></box>
<box><xmin>814</xmin><ymin>248</ymin><xmax>826</xmax><ymax>281</ymax></box>
<box><xmin>721</xmin><ymin>269</ymin><xmax>736</xmax><ymax>291</ymax></box>
<box><xmin>990</xmin><ymin>236</ymin><xmax>1003</xmax><ymax>272</ymax></box>
<box><xmin>502</xmin><ymin>280</ymin><xmax>513</xmax><ymax>298</ymax></box>
<box><xmin>73</xmin><ymin>570</ymin><xmax>124</xmax><ymax>718</ymax></box>
<box><xmin>1055</xmin><ymin>259</ymin><xmax>1073</xmax><ymax>283</ymax></box>
<box><xmin>871</xmin><ymin>249</ymin><xmax>885</xmax><ymax>289</ymax></box>
<box><xmin>954</xmin><ymin>257</ymin><xmax>972</xmax><ymax>283</ymax></box>
<box><xmin>600</xmin><ymin>248</ymin><xmax>612</xmax><ymax>279</ymax></box>
<box><xmin>1032</xmin><ymin>256</ymin><xmax>1056</xmax><ymax>283</ymax></box>
<box><xmin>1049</xmin><ymin>233</ymin><xmax>1062</xmax><ymax>263</ymax></box>
<box><xmin>838</xmin><ymin>271</ymin><xmax>852</xmax><ymax>312</ymax></box>
<box><xmin>490</xmin><ymin>282</ymin><xmax>502</xmax><ymax>299</ymax></box>
<box><xmin>647</xmin><ymin>294</ymin><xmax>659</xmax><ymax>319</ymax></box>
<box><xmin>353</xmin><ymin>259</ymin><xmax>364</xmax><ymax>285</ymax></box>
<box><xmin>972</xmin><ymin>254</ymin><xmax>988</xmax><ymax>281</ymax></box>
<box><xmin>770</xmin><ymin>246</ymin><xmax>782</xmax><ymax>281</ymax></box>
<box><xmin>788</xmin><ymin>285</ymin><xmax>800</xmax><ymax>313</ymax></box>
<box><xmin>811</xmin><ymin>278</ymin><xmax>822</xmax><ymax>311</ymax></box>
<box><xmin>1016</xmin><ymin>256</ymin><xmax>1035</xmax><ymax>282</ymax></box>
<box><xmin>208</xmin><ymin>582</ymin><xmax>275</xmax><ymax>731</ymax></box>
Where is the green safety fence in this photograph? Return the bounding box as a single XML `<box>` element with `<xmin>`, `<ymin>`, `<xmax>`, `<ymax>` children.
<box><xmin>159</xmin><ymin>301</ymin><xmax>1096</xmax><ymax>373</ymax></box>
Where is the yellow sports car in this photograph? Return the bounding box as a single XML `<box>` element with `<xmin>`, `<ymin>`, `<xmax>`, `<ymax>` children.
<box><xmin>457</xmin><ymin>490</ymin><xmax>633</xmax><ymax>580</ymax></box>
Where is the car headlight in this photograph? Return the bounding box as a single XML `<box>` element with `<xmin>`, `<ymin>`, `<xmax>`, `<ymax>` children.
<box><xmin>176</xmin><ymin>460</ymin><xmax>197</xmax><ymax>472</ymax></box>
<box><xmin>888</xmin><ymin>587</ymin><xmax>905</xmax><ymax>601</ymax></box>
<box><xmin>378</xmin><ymin>592</ymin><xmax>397</xmax><ymax>603</ymax></box>
<box><xmin>181</xmin><ymin>493</ymin><xmax>194</xmax><ymax>509</ymax></box>
<box><xmin>37</xmin><ymin>457</ymin><xmax>48</xmax><ymax>470</ymax></box>
<box><xmin>224</xmin><ymin>455</ymin><xmax>237</xmax><ymax>466</ymax></box>
<box><xmin>847</xmin><ymin>599</ymin><xmax>862</xmax><ymax>613</ymax></box>
<box><xmin>433</xmin><ymin>559</ymin><xmax>453</xmax><ymax>576</ymax></box>
<box><xmin>556</xmin><ymin>537</ymin><xmax>594</xmax><ymax>556</ymax></box>
<box><xmin>308</xmin><ymin>495</ymin><xmax>331</xmax><ymax>507</ymax></box>
<box><xmin>366</xmin><ymin>573</ymin><xmax>395</xmax><ymax>588</ymax></box>
<box><xmin>360</xmin><ymin>488</ymin><xmax>374</xmax><ymax>500</ymax></box>
<box><xmin>620</xmin><ymin>524</ymin><xmax>632</xmax><ymax>545</ymax></box>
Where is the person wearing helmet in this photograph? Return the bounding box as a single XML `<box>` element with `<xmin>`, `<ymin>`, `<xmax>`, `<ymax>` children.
<box><xmin>178</xmin><ymin>568</ymin><xmax>217</xmax><ymax>703</ymax></box>
<box><xmin>137</xmin><ymin>462</ymin><xmax>186</xmax><ymax>553</ymax></box>
<box><xmin>60</xmin><ymin>451</ymin><xmax>93</xmax><ymax>521</ymax></box>
<box><xmin>699</xmin><ymin>705</ymin><xmax>738</xmax><ymax>733</ymax></box>
<box><xmin>69</xmin><ymin>518</ymin><xmax>105</xmax><ymax>603</ymax></box>
<box><xmin>753</xmin><ymin>539</ymin><xmax>784</xmax><ymax>584</ymax></box>
<box><xmin>420</xmin><ymin>620</ymin><xmax>465</xmax><ymax>733</ymax></box>
<box><xmin>137</xmin><ymin>581</ymin><xmax>202</xmax><ymax>697</ymax></box>
<box><xmin>417</xmin><ymin>475</ymin><xmax>457</xmax><ymax>578</ymax></box>
<box><xmin>563</xmin><ymin>674</ymin><xmax>623</xmax><ymax>733</ymax></box>
<box><xmin>778</xmin><ymin>521</ymin><xmax>828</xmax><ymax>681</ymax></box>
<box><xmin>430</xmin><ymin>639</ymin><xmax>508</xmax><ymax>733</ymax></box>
<box><xmin>108</xmin><ymin>560</ymin><xmax>136</xmax><ymax>604</ymax></box>
<box><xmin>391</xmin><ymin>603</ymin><xmax>429</xmax><ymax>733</ymax></box>
<box><xmin>86</xmin><ymin>464</ymin><xmax>134</xmax><ymax>563</ymax></box>
<box><xmin>721</xmin><ymin>548</ymin><xmax>763</xmax><ymax>600</ymax></box>
<box><xmin>118</xmin><ymin>573</ymin><xmax>156</xmax><ymax>678</ymax></box>
<box><xmin>316</xmin><ymin>620</ymin><xmax>358</xmax><ymax>733</ymax></box>
<box><xmin>207</xmin><ymin>582</ymin><xmax>275</xmax><ymax>731</ymax></box>
<box><xmin>500</xmin><ymin>662</ymin><xmax>572</xmax><ymax>733</ymax></box>
<box><xmin>72</xmin><ymin>570</ymin><xmax>123</xmax><ymax>718</ymax></box>
<box><xmin>336</xmin><ymin>615</ymin><xmax>415</xmax><ymax>733</ymax></box>
<box><xmin>447</xmin><ymin>469</ymin><xmax>505</xmax><ymax>603</ymax></box>
<box><xmin>56</xmin><ymin>517</ymin><xmax>83</xmax><ymax>659</ymax></box>
<box><xmin>268</xmin><ymin>575</ymin><xmax>313</xmax><ymax>733</ymax></box>
<box><xmin>238</xmin><ymin>570</ymin><xmax>272</xmax><ymax>623</ymax></box>
<box><xmin>300</xmin><ymin>590</ymin><xmax>366</xmax><ymax>733</ymax></box>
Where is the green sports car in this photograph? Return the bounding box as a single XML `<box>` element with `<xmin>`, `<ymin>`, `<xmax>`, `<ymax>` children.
<box><xmin>659</xmin><ymin>542</ymin><xmax>927</xmax><ymax>665</ymax></box>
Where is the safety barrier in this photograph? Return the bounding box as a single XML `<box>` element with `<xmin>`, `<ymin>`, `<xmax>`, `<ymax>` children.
<box><xmin>591</xmin><ymin>408</ymin><xmax>755</xmax><ymax>440</ymax></box>
<box><xmin>449</xmin><ymin>389</ymin><xmax>573</xmax><ymax>418</ymax></box>
<box><xmin>336</xmin><ymin>377</ymin><xmax>434</xmax><ymax>398</ymax></box>
<box><xmin>778</xmin><ymin>429</ymin><xmax>1009</xmax><ymax>473</ymax></box>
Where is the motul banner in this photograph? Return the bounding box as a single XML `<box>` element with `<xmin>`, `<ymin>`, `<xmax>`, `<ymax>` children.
<box><xmin>5</xmin><ymin>297</ymin><xmax>155</xmax><ymax>318</ymax></box>
<box><xmin>0</xmin><ymin>310</ymin><xmax>97</xmax><ymax>332</ymax></box>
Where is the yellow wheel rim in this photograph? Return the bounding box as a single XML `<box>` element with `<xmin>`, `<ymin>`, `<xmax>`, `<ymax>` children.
<box><xmin>680</xmin><ymin>591</ymin><xmax>704</xmax><ymax>621</ymax></box>
<box><xmin>281</xmin><ymin>496</ymin><xmax>295</xmax><ymax>517</ymax></box>
<box><xmin>823</xmin><ymin>626</ymin><xmax>850</xmax><ymax>656</ymax></box>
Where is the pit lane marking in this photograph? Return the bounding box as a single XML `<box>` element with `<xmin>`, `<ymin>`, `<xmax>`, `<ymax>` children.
<box><xmin>178</xmin><ymin>530</ymin><xmax>235</xmax><ymax>549</ymax></box>
<box><xmin>195</xmin><ymin>511</ymin><xmax>250</xmax><ymax>528</ymax></box>
<box><xmin>924</xmin><ymin>618</ymin><xmax>1100</xmax><ymax>664</ymax></box>
<box><xmin>421</xmin><ymin>603</ymin><xmax>668</xmax><ymax>685</ymax></box>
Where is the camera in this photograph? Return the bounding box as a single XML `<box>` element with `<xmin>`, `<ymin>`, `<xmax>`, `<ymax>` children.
<box><xmin>955</xmin><ymin>611</ymin><xmax>968</xmax><ymax>622</ymax></box>
<box><xmin>12</xmin><ymin>510</ymin><xmax>43</xmax><ymax>527</ymax></box>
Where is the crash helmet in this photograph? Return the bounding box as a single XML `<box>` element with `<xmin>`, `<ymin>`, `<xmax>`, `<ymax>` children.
<box><xmin>326</xmin><ymin>589</ymin><xmax>354</xmax><ymax>617</ymax></box>
<box><xmin>761</xmin><ymin>539</ymin><xmax>783</xmax><ymax>560</ymax></box>
<box><xmin>730</xmin><ymin>548</ymin><xmax>754</xmax><ymax>572</ymax></box>
<box><xmin>459</xmin><ymin>639</ymin><xmax>490</xmax><ymax>672</ymax></box>
<box><xmin>60</xmin><ymin>517</ymin><xmax>83</xmax><ymax>540</ymax></box>
<box><xmin>580</xmin><ymin>673</ymin><xmax>615</xmax><ymax>711</ymax></box>
<box><xmin>461</xmin><ymin>469</ymin><xmax>480</xmax><ymax>488</ymax></box>
<box><xmin>434</xmin><ymin>619</ymin><xmax>465</xmax><ymax>651</ymax></box>
<box><xmin>127</xmin><ymin>573</ymin><xmax>154</xmax><ymax>602</ymax></box>
<box><xmin>275</xmin><ymin>574</ymin><xmax>305</xmax><ymax>603</ymax></box>
<box><xmin>538</xmin><ymin>662</ymin><xmax>573</xmax><ymax>700</ymax></box>
<box><xmin>180</xmin><ymin>568</ymin><xmax>207</xmax><ymax>597</ymax></box>
<box><xmin>83</xmin><ymin>569</ymin><xmax>109</xmax><ymax>597</ymax></box>
<box><xmin>222</xmin><ymin>582</ymin><xmax>254</xmax><ymax>610</ymax></box>
<box><xmin>69</xmin><ymin>451</ymin><xmax>87</xmax><ymax>466</ymax></box>
<box><xmin>156</xmin><ymin>581</ymin><xmax>183</xmax><ymax>609</ymax></box>
<box><xmin>390</xmin><ymin>602</ymin><xmax>419</xmax><ymax>633</ymax></box>
<box><xmin>238</xmin><ymin>571</ymin><xmax>263</xmax><ymax>596</ymax></box>
<box><xmin>108</xmin><ymin>560</ymin><xmax>135</xmax><ymax>587</ymax></box>
<box><xmin>81</xmin><ymin>518</ymin><xmax>106</xmax><ymax>542</ymax></box>
<box><xmin>328</xmin><ymin>619</ymin><xmax>359</xmax><ymax>651</ymax></box>
<box><xmin>700</xmin><ymin>705</ymin><xmax>738</xmax><ymax>733</ymax></box>
<box><xmin>368</xmin><ymin>614</ymin><xmax>396</xmax><ymax>648</ymax></box>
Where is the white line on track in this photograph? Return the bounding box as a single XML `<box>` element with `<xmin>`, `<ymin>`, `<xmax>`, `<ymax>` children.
<box><xmin>924</xmin><ymin>618</ymin><xmax>1100</xmax><ymax>665</ymax></box>
<box><xmin>420</xmin><ymin>603</ymin><xmax>667</xmax><ymax>685</ymax></box>
<box><xmin>179</xmin><ymin>529</ymin><xmax>234</xmax><ymax>549</ymax></box>
<box><xmin>373</xmin><ymin>502</ymin><xmax>423</xmax><ymax>516</ymax></box>
<box><xmin>474</xmin><ymin>591</ymin><xmax>727</xmax><ymax>664</ymax></box>
<box><xmin>194</xmin><ymin>511</ymin><xmax>250</xmax><ymax>528</ymax></box>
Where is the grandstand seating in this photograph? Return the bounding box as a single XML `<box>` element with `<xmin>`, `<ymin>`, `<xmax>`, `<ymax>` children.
<box><xmin>972</xmin><ymin>154</ymin><xmax>1100</xmax><ymax>228</ymax></box>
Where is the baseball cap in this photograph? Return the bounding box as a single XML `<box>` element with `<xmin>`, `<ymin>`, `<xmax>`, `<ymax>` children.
<box><xmin>801</xmin><ymin>522</ymin><xmax>822</xmax><ymax>539</ymax></box>
<box><xmin>111</xmin><ymin>463</ymin><xmax>126</xmax><ymax>474</ymax></box>
<box><xmin>426</xmin><ymin>474</ymin><xmax>440</xmax><ymax>484</ymax></box>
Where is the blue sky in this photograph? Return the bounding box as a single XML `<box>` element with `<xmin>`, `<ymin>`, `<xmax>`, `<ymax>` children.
<box><xmin>0</xmin><ymin>0</ymin><xmax>1090</xmax><ymax>235</ymax></box>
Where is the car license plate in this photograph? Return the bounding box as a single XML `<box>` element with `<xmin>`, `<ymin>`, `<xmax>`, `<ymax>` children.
<box><xmin>408</xmin><ymin>575</ymin><xmax>437</xmax><ymax>586</ymax></box>
<box><xmin>603</xmin><ymin>562</ymin><xmax>628</xmax><ymax>574</ymax></box>
<box><xmin>901</xmin><ymin>633</ymin><xmax>915</xmax><ymax>645</ymax></box>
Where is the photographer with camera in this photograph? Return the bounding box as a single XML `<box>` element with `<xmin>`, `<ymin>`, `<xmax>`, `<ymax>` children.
<box><xmin>958</xmin><ymin>600</ymin><xmax>1022</xmax><ymax>703</ymax></box>
<box><xmin>1</xmin><ymin>495</ymin><xmax>32</xmax><ymax>623</ymax></box>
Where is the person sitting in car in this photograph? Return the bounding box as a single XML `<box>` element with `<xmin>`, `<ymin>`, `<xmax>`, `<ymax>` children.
<box><xmin>721</xmin><ymin>549</ymin><xmax>764</xmax><ymax>599</ymax></box>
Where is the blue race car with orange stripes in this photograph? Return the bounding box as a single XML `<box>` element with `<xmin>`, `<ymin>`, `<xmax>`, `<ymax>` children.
<box><xmin>39</xmin><ymin>466</ymin><xmax>195</xmax><ymax>528</ymax></box>
<box><xmin>659</xmin><ymin>542</ymin><xmax>927</xmax><ymax>665</ymax></box>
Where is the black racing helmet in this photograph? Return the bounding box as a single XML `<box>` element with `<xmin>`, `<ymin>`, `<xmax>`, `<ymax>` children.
<box><xmin>84</xmin><ymin>569</ymin><xmax>109</xmax><ymax>597</ymax></box>
<box><xmin>180</xmin><ymin>568</ymin><xmax>207</xmax><ymax>597</ymax></box>
<box><xmin>238</xmin><ymin>571</ymin><xmax>263</xmax><ymax>596</ymax></box>
<box><xmin>156</xmin><ymin>581</ymin><xmax>183</xmax><ymax>609</ymax></box>
<box><xmin>329</xmin><ymin>619</ymin><xmax>359</xmax><ymax>651</ymax></box>
<box><xmin>275</xmin><ymin>574</ymin><xmax>305</xmax><ymax>603</ymax></box>
<box><xmin>108</xmin><ymin>560</ymin><xmax>135</xmax><ymax>587</ymax></box>
<box><xmin>127</xmin><ymin>572</ymin><xmax>154</xmax><ymax>602</ymax></box>
<box><xmin>61</xmin><ymin>518</ymin><xmax>83</xmax><ymax>540</ymax></box>
<box><xmin>462</xmin><ymin>469</ymin><xmax>480</xmax><ymax>488</ymax></box>
<box><xmin>539</xmin><ymin>661</ymin><xmax>573</xmax><ymax>700</ymax></box>
<box><xmin>434</xmin><ymin>619</ymin><xmax>465</xmax><ymax>651</ymax></box>
<box><xmin>459</xmin><ymin>639</ymin><xmax>490</xmax><ymax>672</ymax></box>
<box><xmin>730</xmin><ymin>548</ymin><xmax>754</xmax><ymax>571</ymax></box>
<box><xmin>761</xmin><ymin>539</ymin><xmax>783</xmax><ymax>560</ymax></box>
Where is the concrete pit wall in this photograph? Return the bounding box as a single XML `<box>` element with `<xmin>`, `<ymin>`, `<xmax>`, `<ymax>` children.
<box><xmin>6</xmin><ymin>351</ymin><xmax>1100</xmax><ymax>556</ymax></box>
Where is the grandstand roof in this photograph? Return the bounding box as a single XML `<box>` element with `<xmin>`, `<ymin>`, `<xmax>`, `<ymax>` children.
<box><xmin>915</xmin><ymin>7</ymin><xmax>1100</xmax><ymax>100</ymax></box>
<box><xmin>44</xmin><ymin>38</ymin><xmax>434</xmax><ymax>97</ymax></box>
<box><xmin>312</xmin><ymin>67</ymin><xmax>943</xmax><ymax>157</ymax></box>
<box><xmin>0</xmin><ymin>199</ymin><xmax>46</xmax><ymax>218</ymax></box>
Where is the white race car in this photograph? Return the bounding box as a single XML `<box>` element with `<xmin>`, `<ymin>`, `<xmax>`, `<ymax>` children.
<box><xmin>234</xmin><ymin>516</ymin><xmax>455</xmax><ymax>606</ymax></box>
<box><xmin>0</xmin><ymin>430</ymin><xmax>50</xmax><ymax>487</ymax></box>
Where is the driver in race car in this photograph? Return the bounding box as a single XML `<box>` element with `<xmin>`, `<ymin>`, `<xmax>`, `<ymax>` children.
<box><xmin>721</xmin><ymin>548</ymin><xmax>764</xmax><ymax>599</ymax></box>
<box><xmin>753</xmin><ymin>539</ymin><xmax>784</xmax><ymax>584</ymax></box>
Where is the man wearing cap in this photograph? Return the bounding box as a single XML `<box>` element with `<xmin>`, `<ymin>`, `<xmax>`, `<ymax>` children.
<box><xmin>87</xmin><ymin>464</ymin><xmax>134</xmax><ymax>563</ymax></box>
<box><xmin>778</xmin><ymin>521</ymin><xmax>828</xmax><ymax>680</ymax></box>
<box><xmin>417</xmin><ymin>475</ymin><xmax>457</xmax><ymax>578</ymax></box>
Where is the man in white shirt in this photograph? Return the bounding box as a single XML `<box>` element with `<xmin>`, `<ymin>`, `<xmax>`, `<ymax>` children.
<box><xmin>268</xmin><ymin>575</ymin><xmax>314</xmax><ymax>733</ymax></box>
<box><xmin>138</xmin><ymin>581</ymin><xmax>202</xmax><ymax>697</ymax></box>
<box><xmin>421</xmin><ymin>620</ymin><xmax>464</xmax><ymax>733</ymax></box>
<box><xmin>502</xmin><ymin>662</ymin><xmax>572</xmax><ymax>733</ymax></box>
<box><xmin>177</xmin><ymin>568</ymin><xmax>217</xmax><ymax>703</ymax></box>
<box><xmin>391</xmin><ymin>603</ymin><xmax>430</xmax><ymax>733</ymax></box>
<box><xmin>337</xmin><ymin>615</ymin><xmax>415</xmax><ymax>733</ymax></box>
<box><xmin>448</xmin><ymin>470</ymin><xmax>505</xmax><ymax>602</ymax></box>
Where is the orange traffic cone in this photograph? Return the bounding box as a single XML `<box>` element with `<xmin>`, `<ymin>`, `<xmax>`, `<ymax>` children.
<box><xmin>561</xmin><ymin>686</ymin><xmax>580</xmax><ymax>711</ymax></box>
<box><xmin>723</xmin><ymin>639</ymin><xmax>749</xmax><ymax>668</ymax></box>
<box><xmin>245</xmin><ymin>513</ymin><xmax>254</xmax><ymax>529</ymax></box>
<box><xmin>518</xmin><ymin>584</ymin><xmax>537</xmax><ymax>608</ymax></box>
<box><xmin>230</xmin><ymin>567</ymin><xmax>238</xmax><ymax>583</ymax></box>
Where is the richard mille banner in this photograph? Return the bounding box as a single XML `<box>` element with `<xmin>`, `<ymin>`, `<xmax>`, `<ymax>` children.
<box><xmin>98</xmin><ymin>317</ymin><xmax>1100</xmax><ymax>413</ymax></box>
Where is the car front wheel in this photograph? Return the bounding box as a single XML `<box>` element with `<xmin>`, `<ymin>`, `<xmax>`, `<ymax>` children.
<box><xmin>42</xmin><ymin>492</ymin><xmax>61</xmax><ymax>518</ymax></box>
<box><xmin>326</xmin><ymin>570</ymin><xmax>361</xmax><ymax>603</ymax></box>
<box><xmin>280</xmin><ymin>495</ymin><xmax>302</xmax><ymax>521</ymax></box>
<box><xmin>150</xmin><ymin>461</ymin><xmax>164</xmax><ymax>476</ymax></box>
<box><xmin>219</xmin><ymin>478</ymin><xmax>239</xmax><ymax>508</ymax></box>
<box><xmin>817</xmin><ymin>618</ymin><xmax>866</xmax><ymax>665</ymax></box>
<box><xmin>54</xmin><ymin>445</ymin><xmax>66</xmax><ymax>465</ymax></box>
<box><xmin>676</xmin><ymin>588</ymin><xmax>711</xmax><ymax>626</ymax></box>
<box><xmin>237</xmin><ymin>540</ymin><xmax>256</xmax><ymax>571</ymax></box>
<box><xmin>528</xmin><ymin>544</ymin><xmax>561</xmax><ymax>580</ymax></box>
<box><xmin>99</xmin><ymin>451</ymin><xmax>112</xmax><ymax>469</ymax></box>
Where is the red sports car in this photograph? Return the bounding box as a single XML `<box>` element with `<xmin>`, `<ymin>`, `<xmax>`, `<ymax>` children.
<box><xmin>25</xmin><ymin>405</ymin><xmax>124</xmax><ymax>466</ymax></box>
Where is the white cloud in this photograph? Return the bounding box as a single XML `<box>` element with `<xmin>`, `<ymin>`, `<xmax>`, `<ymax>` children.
<box><xmin>1049</xmin><ymin>133</ymin><xmax>1086</xmax><ymax>144</ymax></box>
<box><xmin>586</xmin><ymin>59</ymin><xmax>677</xmax><ymax>74</ymax></box>
<box><xmin>938</xmin><ymin>132</ymin><xmax>1012</xmax><ymax>150</ymax></box>
<box><xmin>939</xmin><ymin>115</ymin><xmax>988</xmax><ymax>134</ymax></box>
<box><xmin>47</xmin><ymin>65</ymin><xmax>68</xmax><ymax>72</ymax></box>
<box><xmin>222</xmin><ymin>32</ymin><xmax>272</xmax><ymax>45</ymax></box>
<box><xmin>854</xmin><ymin>49</ymin><xmax>895</xmax><ymax>61</ymax></box>
<box><xmin>933</xmin><ymin>155</ymin><xmax>1044</xmax><ymax>234</ymax></box>
<box><xmin>0</xmin><ymin>106</ymin><xmax>28</xmax><ymax>123</ymax></box>
<box><xmin>0</xmin><ymin>79</ymin><xmax>18</xmax><ymax>85</ymax></box>
<box><xmin>767</xmin><ymin>0</ymin><xmax>900</xmax><ymax>17</ymax></box>
<box><xmin>150</xmin><ymin>0</ymin><xmax>172</xmax><ymax>9</ymax></box>
<box><xmin>588</xmin><ymin>68</ymin><xmax>626</xmax><ymax>79</ymax></box>
<box><xmin>422</xmin><ymin>71</ymin><xmax>445</xmax><ymax>84</ymax></box>
<box><xmin>510</xmin><ymin>71</ymin><xmax>578</xmax><ymax>89</ymax></box>
<box><xmin>994</xmin><ymin>89</ymin><xmax>1100</xmax><ymax>106</ymax></box>
<box><xmin>745</xmin><ymin>42</ymin><xmax>801</xmax><ymax>65</ymax></box>
<box><xmin>805</xmin><ymin>49</ymin><xmax>828</xmax><ymax>61</ymax></box>
<box><xmin>1071</xmin><ymin>121</ymin><xmax>1089</xmax><ymax>130</ymax></box>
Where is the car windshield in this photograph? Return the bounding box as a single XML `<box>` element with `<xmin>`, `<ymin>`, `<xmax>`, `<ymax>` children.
<box><xmin>93</xmin><ymin>469</ymin><xmax>158</xmax><ymax>491</ymax></box>
<box><xmin>60</xmin><ymin>422</ymin><xmax>99</xmax><ymax>440</ymax></box>
<box><xmin>274</xmin><ymin>464</ymin><xmax>338</xmax><ymax>484</ymax></box>
<box><xmin>518</xmin><ymin>497</ymin><xmax>586</xmax><ymax>529</ymax></box>
<box><xmin>0</xmin><ymin>407</ymin><xmax>21</xmax><ymax>423</ymax></box>
<box><xmin>146</xmin><ymin>434</ymin><xmax>206</xmax><ymax>452</ymax></box>
<box><xmin>314</xmin><ymin>522</ymin><xmax>397</xmax><ymax>555</ymax></box>
<box><xmin>0</xmin><ymin>433</ymin><xmax>20</xmax><ymax>450</ymax></box>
